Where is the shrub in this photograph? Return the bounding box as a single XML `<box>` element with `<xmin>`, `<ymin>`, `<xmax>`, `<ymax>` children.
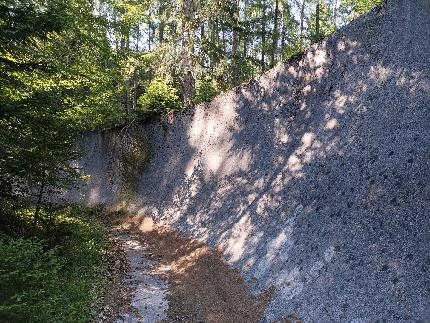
<box><xmin>0</xmin><ymin>206</ymin><xmax>107</xmax><ymax>323</ymax></box>
<box><xmin>137</xmin><ymin>79</ymin><xmax>182</xmax><ymax>117</ymax></box>
<box><xmin>194</xmin><ymin>77</ymin><xmax>218</xmax><ymax>104</ymax></box>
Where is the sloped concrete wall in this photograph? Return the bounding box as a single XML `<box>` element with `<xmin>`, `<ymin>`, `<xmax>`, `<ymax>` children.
<box><xmin>64</xmin><ymin>0</ymin><xmax>430</xmax><ymax>321</ymax></box>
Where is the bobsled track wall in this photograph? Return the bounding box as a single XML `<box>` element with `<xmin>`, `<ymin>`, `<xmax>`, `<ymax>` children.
<box><xmin>60</xmin><ymin>0</ymin><xmax>430</xmax><ymax>321</ymax></box>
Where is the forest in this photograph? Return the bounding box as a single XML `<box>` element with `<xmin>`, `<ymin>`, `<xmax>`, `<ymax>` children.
<box><xmin>1</xmin><ymin>0</ymin><xmax>384</xmax><ymax>322</ymax></box>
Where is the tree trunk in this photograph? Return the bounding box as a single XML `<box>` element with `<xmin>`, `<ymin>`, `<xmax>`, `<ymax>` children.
<box><xmin>315</xmin><ymin>0</ymin><xmax>320</xmax><ymax>41</ymax></box>
<box><xmin>125</xmin><ymin>76</ymin><xmax>131</xmax><ymax>113</ymax></box>
<box><xmin>299</xmin><ymin>0</ymin><xmax>306</xmax><ymax>47</ymax></box>
<box><xmin>159</xmin><ymin>2</ymin><xmax>165</xmax><ymax>44</ymax></box>
<box><xmin>200</xmin><ymin>24</ymin><xmax>205</xmax><ymax>51</ymax></box>
<box><xmin>148</xmin><ymin>20</ymin><xmax>152</xmax><ymax>50</ymax></box>
<box><xmin>33</xmin><ymin>181</ymin><xmax>45</xmax><ymax>228</ymax></box>
<box><xmin>243</xmin><ymin>0</ymin><xmax>248</xmax><ymax>59</ymax></box>
<box><xmin>209</xmin><ymin>18</ymin><xmax>218</xmax><ymax>69</ymax></box>
<box><xmin>280</xmin><ymin>1</ymin><xmax>288</xmax><ymax>56</ymax></box>
<box><xmin>231</xmin><ymin>0</ymin><xmax>240</xmax><ymax>85</ymax></box>
<box><xmin>120</xmin><ymin>11</ymin><xmax>127</xmax><ymax>50</ymax></box>
<box><xmin>270</xmin><ymin>0</ymin><xmax>280</xmax><ymax>68</ymax></box>
<box><xmin>113</xmin><ymin>10</ymin><xmax>119</xmax><ymax>50</ymax></box>
<box><xmin>135</xmin><ymin>25</ymin><xmax>140</xmax><ymax>51</ymax></box>
<box><xmin>243</xmin><ymin>28</ymin><xmax>247</xmax><ymax>59</ymax></box>
<box><xmin>181</xmin><ymin>0</ymin><xmax>196</xmax><ymax>104</ymax></box>
<box><xmin>261</xmin><ymin>3</ymin><xmax>266</xmax><ymax>72</ymax></box>
<box><xmin>332</xmin><ymin>0</ymin><xmax>337</xmax><ymax>30</ymax></box>
<box><xmin>222</xmin><ymin>27</ymin><xmax>226</xmax><ymax>54</ymax></box>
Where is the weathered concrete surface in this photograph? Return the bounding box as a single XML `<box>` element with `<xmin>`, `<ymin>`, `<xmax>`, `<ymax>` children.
<box><xmin>62</xmin><ymin>0</ymin><xmax>430</xmax><ymax>321</ymax></box>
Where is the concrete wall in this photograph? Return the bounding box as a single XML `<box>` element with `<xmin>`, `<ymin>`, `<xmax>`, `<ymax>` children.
<box><xmin>62</xmin><ymin>0</ymin><xmax>430</xmax><ymax>321</ymax></box>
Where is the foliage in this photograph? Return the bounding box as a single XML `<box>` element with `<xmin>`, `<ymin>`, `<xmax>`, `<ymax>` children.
<box><xmin>0</xmin><ymin>0</ymin><xmax>127</xmax><ymax>201</ymax></box>
<box><xmin>0</xmin><ymin>205</ymin><xmax>107</xmax><ymax>323</ymax></box>
<box><xmin>340</xmin><ymin>0</ymin><xmax>384</xmax><ymax>18</ymax></box>
<box><xmin>137</xmin><ymin>79</ymin><xmax>182</xmax><ymax>117</ymax></box>
<box><xmin>194</xmin><ymin>77</ymin><xmax>219</xmax><ymax>103</ymax></box>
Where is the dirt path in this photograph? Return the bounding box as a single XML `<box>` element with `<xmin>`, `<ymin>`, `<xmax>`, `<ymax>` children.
<box><xmin>114</xmin><ymin>215</ymin><xmax>273</xmax><ymax>323</ymax></box>
<box><xmin>115</xmin><ymin>232</ymin><xmax>169</xmax><ymax>322</ymax></box>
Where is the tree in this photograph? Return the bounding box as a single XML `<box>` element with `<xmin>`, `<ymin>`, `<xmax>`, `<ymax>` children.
<box><xmin>180</xmin><ymin>0</ymin><xmax>196</xmax><ymax>104</ymax></box>
<box><xmin>0</xmin><ymin>0</ymin><xmax>124</xmax><ymax>218</ymax></box>
<box><xmin>1</xmin><ymin>0</ymin><xmax>385</xmax><ymax>211</ymax></box>
<box><xmin>0</xmin><ymin>0</ymin><xmax>78</xmax><ymax>211</ymax></box>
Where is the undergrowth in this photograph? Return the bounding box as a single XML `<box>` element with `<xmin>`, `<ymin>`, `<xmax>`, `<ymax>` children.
<box><xmin>0</xmin><ymin>203</ymin><xmax>109</xmax><ymax>323</ymax></box>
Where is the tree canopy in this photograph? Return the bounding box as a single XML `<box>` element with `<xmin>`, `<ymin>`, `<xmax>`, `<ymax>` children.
<box><xmin>0</xmin><ymin>0</ymin><xmax>383</xmax><ymax>202</ymax></box>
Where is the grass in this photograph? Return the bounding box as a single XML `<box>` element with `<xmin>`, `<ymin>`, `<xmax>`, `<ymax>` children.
<box><xmin>0</xmin><ymin>203</ymin><xmax>109</xmax><ymax>323</ymax></box>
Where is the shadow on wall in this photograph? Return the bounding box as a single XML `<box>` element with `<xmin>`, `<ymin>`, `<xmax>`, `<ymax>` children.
<box><xmin>64</xmin><ymin>125</ymin><xmax>149</xmax><ymax>206</ymax></box>
<box><xmin>69</xmin><ymin>0</ymin><xmax>430</xmax><ymax>321</ymax></box>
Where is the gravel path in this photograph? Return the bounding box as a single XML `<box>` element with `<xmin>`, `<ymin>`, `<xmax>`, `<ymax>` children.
<box><xmin>115</xmin><ymin>215</ymin><xmax>273</xmax><ymax>323</ymax></box>
<box><xmin>114</xmin><ymin>231</ymin><xmax>169</xmax><ymax>323</ymax></box>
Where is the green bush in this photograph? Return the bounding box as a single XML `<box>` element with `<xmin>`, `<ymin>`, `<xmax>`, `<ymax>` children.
<box><xmin>194</xmin><ymin>77</ymin><xmax>218</xmax><ymax>104</ymax></box>
<box><xmin>0</xmin><ymin>206</ymin><xmax>107</xmax><ymax>323</ymax></box>
<box><xmin>0</xmin><ymin>239</ymin><xmax>62</xmax><ymax>322</ymax></box>
<box><xmin>137</xmin><ymin>79</ymin><xmax>182</xmax><ymax>117</ymax></box>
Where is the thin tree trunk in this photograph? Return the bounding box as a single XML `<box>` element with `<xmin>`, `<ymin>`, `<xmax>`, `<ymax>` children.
<box><xmin>280</xmin><ymin>2</ymin><xmax>287</xmax><ymax>56</ymax></box>
<box><xmin>242</xmin><ymin>0</ymin><xmax>248</xmax><ymax>59</ymax></box>
<box><xmin>332</xmin><ymin>0</ymin><xmax>337</xmax><ymax>30</ymax></box>
<box><xmin>132</xmin><ymin>73</ymin><xmax>137</xmax><ymax>110</ymax></box>
<box><xmin>120</xmin><ymin>11</ymin><xmax>126</xmax><ymax>50</ymax></box>
<box><xmin>126</xmin><ymin>77</ymin><xmax>131</xmax><ymax>113</ymax></box>
<box><xmin>222</xmin><ymin>27</ymin><xmax>226</xmax><ymax>54</ymax></box>
<box><xmin>231</xmin><ymin>0</ymin><xmax>240</xmax><ymax>85</ymax></box>
<box><xmin>261</xmin><ymin>4</ymin><xmax>266</xmax><ymax>72</ymax></box>
<box><xmin>315</xmin><ymin>0</ymin><xmax>320</xmax><ymax>41</ymax></box>
<box><xmin>159</xmin><ymin>23</ymin><xmax>164</xmax><ymax>44</ymax></box>
<box><xmin>270</xmin><ymin>0</ymin><xmax>280</xmax><ymax>68</ymax></box>
<box><xmin>148</xmin><ymin>21</ymin><xmax>152</xmax><ymax>50</ymax></box>
<box><xmin>33</xmin><ymin>181</ymin><xmax>45</xmax><ymax>228</ymax></box>
<box><xmin>114</xmin><ymin>10</ymin><xmax>119</xmax><ymax>50</ymax></box>
<box><xmin>200</xmin><ymin>24</ymin><xmax>205</xmax><ymax>51</ymax></box>
<box><xmin>243</xmin><ymin>28</ymin><xmax>247</xmax><ymax>59</ymax></box>
<box><xmin>209</xmin><ymin>18</ymin><xmax>218</xmax><ymax>69</ymax></box>
<box><xmin>135</xmin><ymin>25</ymin><xmax>140</xmax><ymax>51</ymax></box>
<box><xmin>159</xmin><ymin>2</ymin><xmax>164</xmax><ymax>44</ymax></box>
<box><xmin>181</xmin><ymin>0</ymin><xmax>196</xmax><ymax>104</ymax></box>
<box><xmin>299</xmin><ymin>0</ymin><xmax>306</xmax><ymax>47</ymax></box>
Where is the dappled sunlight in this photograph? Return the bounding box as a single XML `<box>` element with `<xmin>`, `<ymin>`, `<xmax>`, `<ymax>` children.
<box><xmin>89</xmin><ymin>187</ymin><xmax>101</xmax><ymax>204</ymax></box>
<box><xmin>309</xmin><ymin>49</ymin><xmax>327</xmax><ymax>68</ymax></box>
<box><xmin>157</xmin><ymin>245</ymin><xmax>209</xmax><ymax>275</ymax></box>
<box><xmin>205</xmin><ymin>151</ymin><xmax>224</xmax><ymax>174</ymax></box>
<box><xmin>333</xmin><ymin>90</ymin><xmax>351</xmax><ymax>113</ymax></box>
<box><xmin>325</xmin><ymin>118</ymin><xmax>339</xmax><ymax>130</ymax></box>
<box><xmin>62</xmin><ymin>3</ymin><xmax>430</xmax><ymax>321</ymax></box>
<box><xmin>185</xmin><ymin>95</ymin><xmax>254</xmax><ymax>181</ymax></box>
<box><xmin>337</xmin><ymin>39</ymin><xmax>360</xmax><ymax>54</ymax></box>
<box><xmin>368</xmin><ymin>63</ymin><xmax>393</xmax><ymax>83</ymax></box>
<box><xmin>220</xmin><ymin>212</ymin><xmax>253</xmax><ymax>263</ymax></box>
<box><xmin>274</xmin><ymin>119</ymin><xmax>290</xmax><ymax>144</ymax></box>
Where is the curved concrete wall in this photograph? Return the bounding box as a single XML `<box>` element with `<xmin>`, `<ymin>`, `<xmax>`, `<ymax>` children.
<box><xmin>63</xmin><ymin>1</ymin><xmax>430</xmax><ymax>321</ymax></box>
